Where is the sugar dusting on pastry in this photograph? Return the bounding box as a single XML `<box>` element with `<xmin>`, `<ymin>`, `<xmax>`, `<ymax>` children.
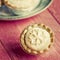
<box><xmin>20</xmin><ymin>24</ymin><xmax>54</xmax><ymax>54</ymax></box>
<box><xmin>25</xmin><ymin>27</ymin><xmax>51</xmax><ymax>51</ymax></box>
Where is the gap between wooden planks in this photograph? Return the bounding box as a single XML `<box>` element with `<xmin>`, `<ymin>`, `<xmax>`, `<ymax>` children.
<box><xmin>48</xmin><ymin>0</ymin><xmax>60</xmax><ymax>24</ymax></box>
<box><xmin>0</xmin><ymin>41</ymin><xmax>11</xmax><ymax>60</ymax></box>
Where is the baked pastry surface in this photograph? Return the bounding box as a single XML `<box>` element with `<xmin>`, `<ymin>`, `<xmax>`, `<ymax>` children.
<box><xmin>4</xmin><ymin>0</ymin><xmax>40</xmax><ymax>11</ymax></box>
<box><xmin>20</xmin><ymin>24</ymin><xmax>54</xmax><ymax>54</ymax></box>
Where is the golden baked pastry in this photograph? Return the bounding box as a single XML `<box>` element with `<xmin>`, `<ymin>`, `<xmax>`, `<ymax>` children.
<box><xmin>4</xmin><ymin>0</ymin><xmax>40</xmax><ymax>11</ymax></box>
<box><xmin>20</xmin><ymin>24</ymin><xmax>54</xmax><ymax>54</ymax></box>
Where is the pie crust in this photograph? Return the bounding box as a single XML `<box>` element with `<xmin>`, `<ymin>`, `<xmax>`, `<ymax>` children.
<box><xmin>4</xmin><ymin>0</ymin><xmax>40</xmax><ymax>11</ymax></box>
<box><xmin>20</xmin><ymin>24</ymin><xmax>54</xmax><ymax>54</ymax></box>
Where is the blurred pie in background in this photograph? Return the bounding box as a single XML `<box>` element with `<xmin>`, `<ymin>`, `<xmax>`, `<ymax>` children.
<box><xmin>4</xmin><ymin>0</ymin><xmax>40</xmax><ymax>11</ymax></box>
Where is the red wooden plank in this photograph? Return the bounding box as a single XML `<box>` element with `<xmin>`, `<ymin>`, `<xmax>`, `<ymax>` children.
<box><xmin>0</xmin><ymin>10</ymin><xmax>60</xmax><ymax>60</ymax></box>
<box><xmin>0</xmin><ymin>41</ymin><xmax>11</xmax><ymax>60</ymax></box>
<box><xmin>48</xmin><ymin>0</ymin><xmax>60</xmax><ymax>24</ymax></box>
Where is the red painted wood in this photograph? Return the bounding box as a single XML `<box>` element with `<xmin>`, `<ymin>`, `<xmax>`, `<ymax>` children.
<box><xmin>0</xmin><ymin>42</ymin><xmax>11</xmax><ymax>60</ymax></box>
<box><xmin>48</xmin><ymin>0</ymin><xmax>60</xmax><ymax>24</ymax></box>
<box><xmin>0</xmin><ymin>10</ymin><xmax>60</xmax><ymax>60</ymax></box>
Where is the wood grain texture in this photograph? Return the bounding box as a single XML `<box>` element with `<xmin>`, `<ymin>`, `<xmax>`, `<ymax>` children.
<box><xmin>48</xmin><ymin>0</ymin><xmax>60</xmax><ymax>24</ymax></box>
<box><xmin>0</xmin><ymin>41</ymin><xmax>11</xmax><ymax>60</ymax></box>
<box><xmin>0</xmin><ymin>9</ymin><xmax>60</xmax><ymax>60</ymax></box>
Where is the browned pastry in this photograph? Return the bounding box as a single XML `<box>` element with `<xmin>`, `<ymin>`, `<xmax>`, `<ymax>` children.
<box><xmin>20</xmin><ymin>24</ymin><xmax>54</xmax><ymax>54</ymax></box>
<box><xmin>4</xmin><ymin>0</ymin><xmax>40</xmax><ymax>11</ymax></box>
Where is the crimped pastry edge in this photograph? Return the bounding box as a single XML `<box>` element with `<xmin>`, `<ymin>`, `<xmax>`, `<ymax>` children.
<box><xmin>20</xmin><ymin>24</ymin><xmax>54</xmax><ymax>54</ymax></box>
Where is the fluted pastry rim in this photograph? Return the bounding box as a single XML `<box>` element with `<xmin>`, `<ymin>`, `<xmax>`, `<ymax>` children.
<box><xmin>20</xmin><ymin>24</ymin><xmax>54</xmax><ymax>54</ymax></box>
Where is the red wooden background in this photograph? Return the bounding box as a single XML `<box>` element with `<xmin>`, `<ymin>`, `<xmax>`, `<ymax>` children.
<box><xmin>0</xmin><ymin>0</ymin><xmax>60</xmax><ymax>60</ymax></box>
